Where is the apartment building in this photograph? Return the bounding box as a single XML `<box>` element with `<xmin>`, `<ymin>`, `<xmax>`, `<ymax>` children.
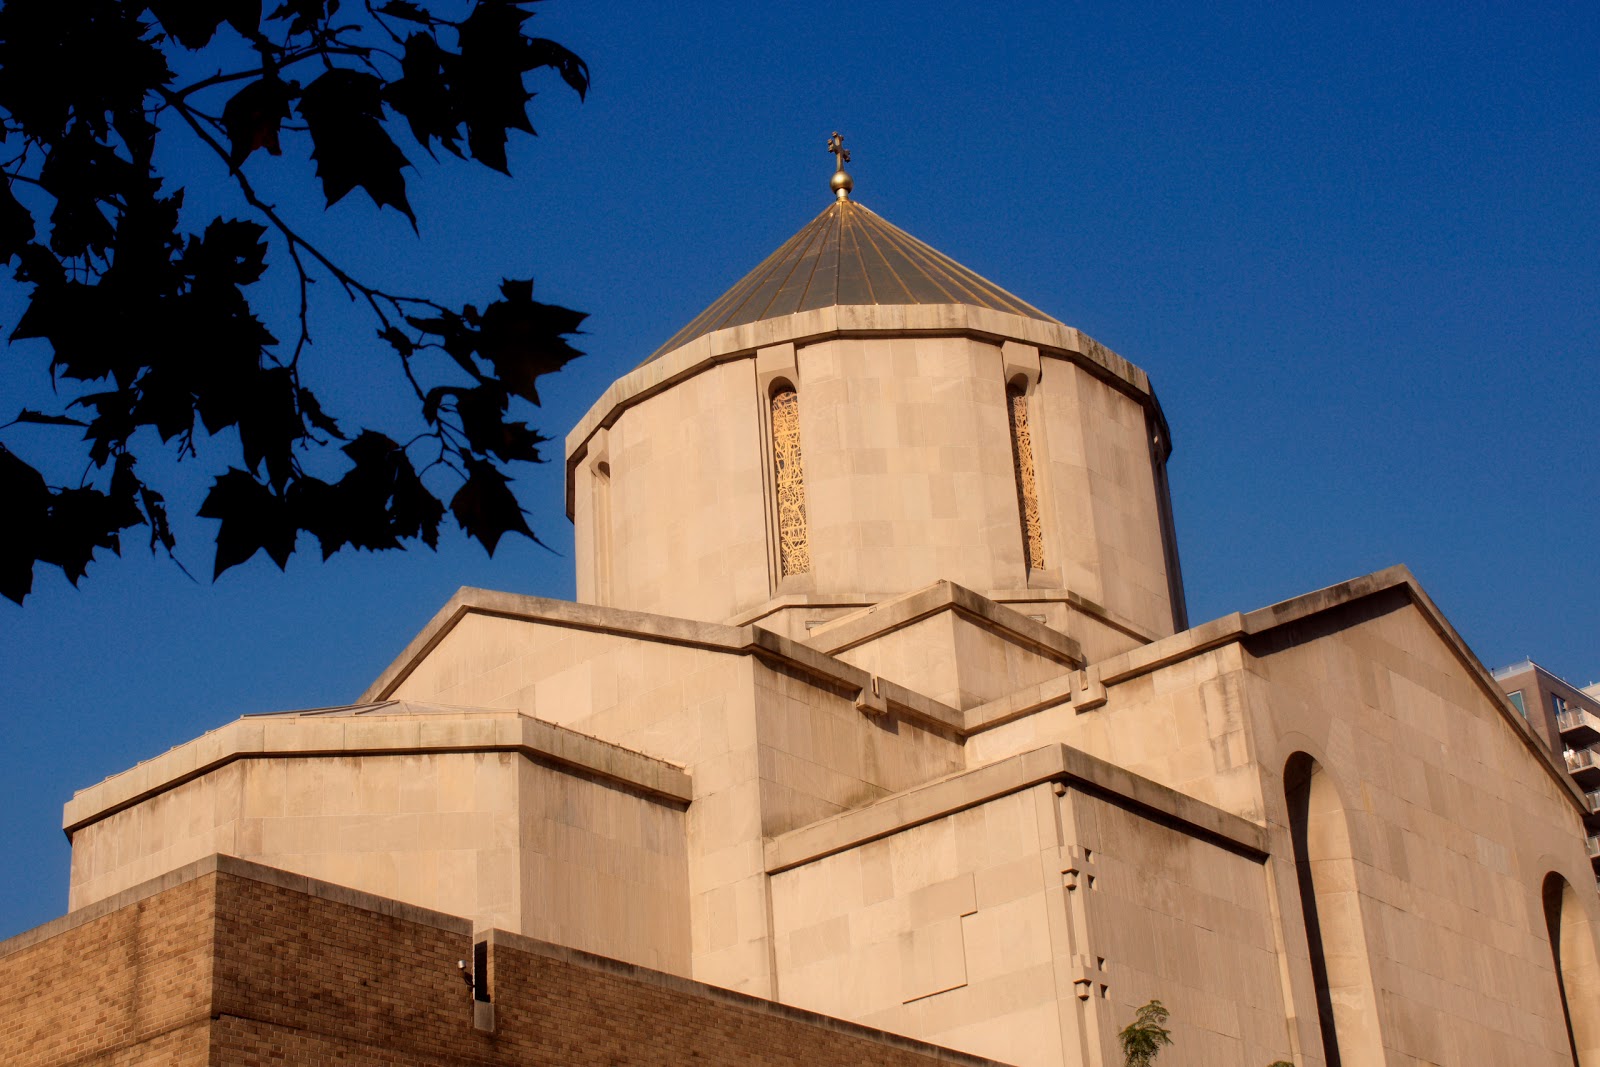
<box><xmin>1495</xmin><ymin>659</ymin><xmax>1600</xmax><ymax>882</ymax></box>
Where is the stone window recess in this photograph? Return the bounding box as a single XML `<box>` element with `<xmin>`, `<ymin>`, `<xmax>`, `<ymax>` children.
<box><xmin>1007</xmin><ymin>382</ymin><xmax>1045</xmax><ymax>570</ymax></box>
<box><xmin>772</xmin><ymin>387</ymin><xmax>810</xmax><ymax>576</ymax></box>
<box><xmin>592</xmin><ymin>459</ymin><xmax>613</xmax><ymax>604</ymax></box>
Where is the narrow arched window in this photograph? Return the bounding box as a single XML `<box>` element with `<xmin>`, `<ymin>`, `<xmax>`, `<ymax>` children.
<box><xmin>771</xmin><ymin>385</ymin><xmax>809</xmax><ymax>576</ymax></box>
<box><xmin>1007</xmin><ymin>380</ymin><xmax>1045</xmax><ymax>571</ymax></box>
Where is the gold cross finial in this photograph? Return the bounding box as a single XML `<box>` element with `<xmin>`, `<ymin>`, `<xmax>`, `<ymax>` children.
<box><xmin>827</xmin><ymin>131</ymin><xmax>853</xmax><ymax>200</ymax></box>
<box><xmin>828</xmin><ymin>131</ymin><xmax>850</xmax><ymax>168</ymax></box>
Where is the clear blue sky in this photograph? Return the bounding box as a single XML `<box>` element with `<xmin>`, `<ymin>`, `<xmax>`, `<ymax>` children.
<box><xmin>2</xmin><ymin>1</ymin><xmax>1596</xmax><ymax>938</ymax></box>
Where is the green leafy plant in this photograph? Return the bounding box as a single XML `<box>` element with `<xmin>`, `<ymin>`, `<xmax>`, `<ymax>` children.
<box><xmin>1118</xmin><ymin>999</ymin><xmax>1173</xmax><ymax>1067</ymax></box>
<box><xmin>0</xmin><ymin>0</ymin><xmax>589</xmax><ymax>603</ymax></box>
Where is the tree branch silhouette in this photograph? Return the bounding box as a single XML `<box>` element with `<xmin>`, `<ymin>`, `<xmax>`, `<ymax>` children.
<box><xmin>0</xmin><ymin>0</ymin><xmax>589</xmax><ymax>603</ymax></box>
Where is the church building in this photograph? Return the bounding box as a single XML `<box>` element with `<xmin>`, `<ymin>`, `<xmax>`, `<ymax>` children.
<box><xmin>4</xmin><ymin>148</ymin><xmax>1599</xmax><ymax>1067</ymax></box>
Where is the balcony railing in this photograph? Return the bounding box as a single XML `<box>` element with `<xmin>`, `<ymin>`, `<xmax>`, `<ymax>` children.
<box><xmin>1559</xmin><ymin>705</ymin><xmax>1600</xmax><ymax>740</ymax></box>
<box><xmin>1587</xmin><ymin>790</ymin><xmax>1600</xmax><ymax>814</ymax></box>
<box><xmin>1559</xmin><ymin>710</ymin><xmax>1587</xmax><ymax>731</ymax></box>
<box><xmin>1569</xmin><ymin>748</ymin><xmax>1600</xmax><ymax>774</ymax></box>
<box><xmin>1588</xmin><ymin>835</ymin><xmax>1600</xmax><ymax>860</ymax></box>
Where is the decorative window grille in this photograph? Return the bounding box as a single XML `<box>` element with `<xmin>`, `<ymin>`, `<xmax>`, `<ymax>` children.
<box><xmin>771</xmin><ymin>387</ymin><xmax>810</xmax><ymax>575</ymax></box>
<box><xmin>1007</xmin><ymin>382</ymin><xmax>1045</xmax><ymax>571</ymax></box>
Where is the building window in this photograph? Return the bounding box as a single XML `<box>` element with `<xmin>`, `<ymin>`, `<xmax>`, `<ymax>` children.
<box><xmin>1006</xmin><ymin>380</ymin><xmax>1045</xmax><ymax>571</ymax></box>
<box><xmin>1555</xmin><ymin>694</ymin><xmax>1570</xmax><ymax>721</ymax></box>
<box><xmin>1508</xmin><ymin>690</ymin><xmax>1526</xmax><ymax>717</ymax></box>
<box><xmin>771</xmin><ymin>385</ymin><xmax>810</xmax><ymax>576</ymax></box>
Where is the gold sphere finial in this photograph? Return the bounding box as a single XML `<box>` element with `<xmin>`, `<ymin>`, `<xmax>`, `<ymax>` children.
<box><xmin>827</xmin><ymin>131</ymin><xmax>853</xmax><ymax>201</ymax></box>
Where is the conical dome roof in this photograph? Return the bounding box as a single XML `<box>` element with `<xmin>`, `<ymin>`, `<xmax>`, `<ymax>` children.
<box><xmin>644</xmin><ymin>199</ymin><xmax>1058</xmax><ymax>363</ymax></box>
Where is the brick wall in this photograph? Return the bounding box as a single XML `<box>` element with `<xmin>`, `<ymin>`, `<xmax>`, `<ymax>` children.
<box><xmin>0</xmin><ymin>855</ymin><xmax>1003</xmax><ymax>1066</ymax></box>
<box><xmin>0</xmin><ymin>873</ymin><xmax>216</xmax><ymax>1065</ymax></box>
<box><xmin>483</xmin><ymin>930</ymin><xmax>997</xmax><ymax>1066</ymax></box>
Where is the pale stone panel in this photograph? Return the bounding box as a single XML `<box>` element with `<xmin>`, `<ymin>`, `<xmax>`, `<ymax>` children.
<box><xmin>567</xmin><ymin>327</ymin><xmax>1180</xmax><ymax>639</ymax></box>
<box><xmin>752</xmin><ymin>660</ymin><xmax>965</xmax><ymax>839</ymax></box>
<box><xmin>517</xmin><ymin>759</ymin><xmax>690</xmax><ymax>974</ymax></box>
<box><xmin>72</xmin><ymin>752</ymin><xmax>521</xmax><ymax>927</ymax></box>
<box><xmin>771</xmin><ymin>780</ymin><xmax>1288</xmax><ymax>1067</ymax></box>
<box><xmin>1047</xmin><ymin>604</ymin><xmax>1149</xmax><ymax>664</ymax></box>
<box><xmin>801</xmin><ymin>335</ymin><xmax>1026</xmax><ymax>602</ymax></box>
<box><xmin>771</xmin><ymin>789</ymin><xmax>1065</xmax><ymax>1066</ymax></box>
<box><xmin>68</xmin><ymin>761</ymin><xmax>246</xmax><ymax>909</ymax></box>
<box><xmin>385</xmin><ymin>611</ymin><xmax>782</xmax><ymax>994</ymax></box>
<box><xmin>70</xmin><ymin>750</ymin><xmax>690</xmax><ymax>975</ymax></box>
<box><xmin>963</xmin><ymin>590</ymin><xmax>1600</xmax><ymax>1063</ymax></box>
<box><xmin>835</xmin><ymin>613</ymin><xmax>965</xmax><ymax>710</ymax></box>
<box><xmin>833</xmin><ymin>611</ymin><xmax>1075</xmax><ymax>712</ymax></box>
<box><xmin>1242</xmin><ymin>592</ymin><xmax>1599</xmax><ymax>1064</ymax></box>
<box><xmin>1033</xmin><ymin>355</ymin><xmax>1176</xmax><ymax>640</ymax></box>
<box><xmin>387</xmin><ymin>612</ymin><xmax>747</xmax><ymax>767</ymax></box>
<box><xmin>600</xmin><ymin>358</ymin><xmax>770</xmax><ymax>622</ymax></box>
<box><xmin>948</xmin><ymin>614</ymin><xmax>1076</xmax><ymax>711</ymax></box>
<box><xmin>965</xmin><ymin>642</ymin><xmax>1261</xmax><ymax>823</ymax></box>
<box><xmin>740</xmin><ymin>598</ymin><xmax>1147</xmax><ymax>663</ymax></box>
<box><xmin>735</xmin><ymin>604</ymin><xmax>868</xmax><ymax>642</ymax></box>
<box><xmin>1063</xmin><ymin>789</ymin><xmax>1293</xmax><ymax>1066</ymax></box>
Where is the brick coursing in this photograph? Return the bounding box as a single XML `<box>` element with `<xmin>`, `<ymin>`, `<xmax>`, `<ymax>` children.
<box><xmin>0</xmin><ymin>860</ymin><xmax>1003</xmax><ymax>1067</ymax></box>
<box><xmin>0</xmin><ymin>876</ymin><xmax>215</xmax><ymax>1066</ymax></box>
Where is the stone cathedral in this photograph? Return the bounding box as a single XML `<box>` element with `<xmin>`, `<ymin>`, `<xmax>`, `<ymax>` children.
<box><xmin>6</xmin><ymin>152</ymin><xmax>1600</xmax><ymax>1067</ymax></box>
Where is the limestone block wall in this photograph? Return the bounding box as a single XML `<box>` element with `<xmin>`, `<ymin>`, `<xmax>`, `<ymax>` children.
<box><xmin>66</xmin><ymin>749</ymin><xmax>690</xmax><ymax>973</ymax></box>
<box><xmin>753</xmin><ymin>659</ymin><xmax>965</xmax><ymax>838</ymax></box>
<box><xmin>769</xmin><ymin>781</ymin><xmax>1293</xmax><ymax>1067</ymax></box>
<box><xmin>797</xmin><ymin>335</ymin><xmax>1025</xmax><ymax>601</ymax></box>
<box><xmin>771</xmin><ymin>788</ymin><xmax>1067</xmax><ymax>1067</ymax></box>
<box><xmin>68</xmin><ymin>758</ymin><xmax>251</xmax><ymax>910</ymax></box>
<box><xmin>574</xmin><ymin>358</ymin><xmax>770</xmax><ymax>622</ymax></box>
<box><xmin>375</xmin><ymin>599</ymin><xmax>979</xmax><ymax>995</ymax></box>
<box><xmin>965</xmin><ymin>641</ymin><xmax>1264</xmax><ymax>823</ymax></box>
<box><xmin>380</xmin><ymin>614</ymin><xmax>768</xmax><ymax>991</ymax></box>
<box><xmin>1063</xmin><ymin>789</ymin><xmax>1291</xmax><ymax>1065</ymax></box>
<box><xmin>746</xmin><ymin>592</ymin><xmax>1152</xmax><ymax>666</ymax></box>
<box><xmin>1033</xmin><ymin>354</ymin><xmax>1177</xmax><ymax>641</ymax></box>
<box><xmin>823</xmin><ymin>611</ymin><xmax>1077</xmax><ymax>712</ymax></box>
<box><xmin>516</xmin><ymin>759</ymin><xmax>690</xmax><ymax>973</ymax></box>
<box><xmin>1244</xmin><ymin>592</ymin><xmax>1600</xmax><ymax>1065</ymax></box>
<box><xmin>569</xmin><ymin>325</ymin><xmax>1183</xmax><ymax>641</ymax></box>
<box><xmin>385</xmin><ymin>610</ymin><xmax>753</xmax><ymax>770</ymax></box>
<box><xmin>958</xmin><ymin>573</ymin><xmax>1600</xmax><ymax>1064</ymax></box>
<box><xmin>380</xmin><ymin>610</ymin><xmax>786</xmax><ymax>992</ymax></box>
<box><xmin>1046</xmin><ymin>601</ymin><xmax>1152</xmax><ymax>665</ymax></box>
<box><xmin>67</xmin><ymin>753</ymin><xmax>520</xmax><ymax>925</ymax></box>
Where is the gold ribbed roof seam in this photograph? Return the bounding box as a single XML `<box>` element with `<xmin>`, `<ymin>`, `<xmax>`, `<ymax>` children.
<box><xmin>843</xmin><ymin>205</ymin><xmax>878</xmax><ymax>305</ymax></box>
<box><xmin>872</xmin><ymin>220</ymin><xmax>961</xmax><ymax>305</ymax></box>
<box><xmin>642</xmin><ymin>200</ymin><xmax>1058</xmax><ymax>364</ymax></box>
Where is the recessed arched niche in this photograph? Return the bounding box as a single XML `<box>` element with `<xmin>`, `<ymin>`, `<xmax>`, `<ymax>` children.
<box><xmin>1543</xmin><ymin>871</ymin><xmax>1600</xmax><ymax>1064</ymax></box>
<box><xmin>1284</xmin><ymin>752</ymin><xmax>1384</xmax><ymax>1066</ymax></box>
